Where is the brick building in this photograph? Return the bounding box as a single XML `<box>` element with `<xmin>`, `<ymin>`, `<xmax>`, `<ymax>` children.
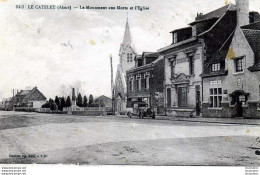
<box><xmin>126</xmin><ymin>52</ymin><xmax>165</xmax><ymax>114</ymax></box>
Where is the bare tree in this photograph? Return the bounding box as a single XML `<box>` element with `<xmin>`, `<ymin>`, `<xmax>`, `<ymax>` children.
<box><xmin>59</xmin><ymin>84</ymin><xmax>69</xmax><ymax>98</ymax></box>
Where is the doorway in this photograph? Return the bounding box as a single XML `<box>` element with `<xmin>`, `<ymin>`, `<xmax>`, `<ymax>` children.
<box><xmin>230</xmin><ymin>90</ymin><xmax>249</xmax><ymax>118</ymax></box>
<box><xmin>195</xmin><ymin>85</ymin><xmax>201</xmax><ymax>116</ymax></box>
<box><xmin>178</xmin><ymin>87</ymin><xmax>187</xmax><ymax>107</ymax></box>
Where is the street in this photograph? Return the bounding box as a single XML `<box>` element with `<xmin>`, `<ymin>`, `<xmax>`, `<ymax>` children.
<box><xmin>0</xmin><ymin>111</ymin><xmax>260</xmax><ymax>165</ymax></box>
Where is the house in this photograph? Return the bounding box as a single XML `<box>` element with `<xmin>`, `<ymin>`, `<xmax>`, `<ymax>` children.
<box><xmin>13</xmin><ymin>87</ymin><xmax>47</xmax><ymax>108</ymax></box>
<box><xmin>114</xmin><ymin>19</ymin><xmax>137</xmax><ymax>113</ymax></box>
<box><xmin>158</xmin><ymin>3</ymin><xmax>239</xmax><ymax>116</ymax></box>
<box><xmin>94</xmin><ymin>95</ymin><xmax>112</xmax><ymax>108</ymax></box>
<box><xmin>126</xmin><ymin>52</ymin><xmax>165</xmax><ymax>114</ymax></box>
<box><xmin>201</xmin><ymin>0</ymin><xmax>260</xmax><ymax>118</ymax></box>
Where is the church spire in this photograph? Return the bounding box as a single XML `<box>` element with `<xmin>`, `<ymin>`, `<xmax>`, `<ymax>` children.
<box><xmin>122</xmin><ymin>17</ymin><xmax>132</xmax><ymax>48</ymax></box>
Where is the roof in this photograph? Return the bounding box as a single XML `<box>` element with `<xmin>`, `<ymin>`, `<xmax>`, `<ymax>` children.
<box><xmin>242</xmin><ymin>29</ymin><xmax>260</xmax><ymax>63</ymax></box>
<box><xmin>121</xmin><ymin>18</ymin><xmax>136</xmax><ymax>52</ymax></box>
<box><xmin>23</xmin><ymin>87</ymin><xmax>47</xmax><ymax>101</ymax></box>
<box><xmin>170</xmin><ymin>26</ymin><xmax>191</xmax><ymax>33</ymax></box>
<box><xmin>145</xmin><ymin>52</ymin><xmax>159</xmax><ymax>58</ymax></box>
<box><xmin>241</xmin><ymin>21</ymin><xmax>260</xmax><ymax>30</ymax></box>
<box><xmin>194</xmin><ymin>4</ymin><xmax>235</xmax><ymax>22</ymax></box>
<box><xmin>16</xmin><ymin>90</ymin><xmax>30</xmax><ymax>96</ymax></box>
<box><xmin>95</xmin><ymin>95</ymin><xmax>112</xmax><ymax>101</ymax></box>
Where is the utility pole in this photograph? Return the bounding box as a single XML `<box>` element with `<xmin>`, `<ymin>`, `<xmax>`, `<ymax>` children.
<box><xmin>12</xmin><ymin>89</ymin><xmax>15</xmax><ymax>111</ymax></box>
<box><xmin>110</xmin><ymin>54</ymin><xmax>114</xmax><ymax>114</ymax></box>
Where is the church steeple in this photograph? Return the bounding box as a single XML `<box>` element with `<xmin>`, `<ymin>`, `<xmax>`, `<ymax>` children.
<box><xmin>119</xmin><ymin>17</ymin><xmax>136</xmax><ymax>73</ymax></box>
<box><xmin>120</xmin><ymin>18</ymin><xmax>135</xmax><ymax>53</ymax></box>
<box><xmin>122</xmin><ymin>18</ymin><xmax>132</xmax><ymax>48</ymax></box>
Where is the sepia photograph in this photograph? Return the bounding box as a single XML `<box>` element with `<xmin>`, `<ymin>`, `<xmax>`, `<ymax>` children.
<box><xmin>0</xmin><ymin>0</ymin><xmax>260</xmax><ymax>172</ymax></box>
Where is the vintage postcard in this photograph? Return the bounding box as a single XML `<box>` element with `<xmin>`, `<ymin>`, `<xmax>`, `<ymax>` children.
<box><xmin>0</xmin><ymin>0</ymin><xmax>260</xmax><ymax>173</ymax></box>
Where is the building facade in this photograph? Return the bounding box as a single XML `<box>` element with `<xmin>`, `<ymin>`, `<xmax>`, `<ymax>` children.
<box><xmin>126</xmin><ymin>52</ymin><xmax>165</xmax><ymax>114</ymax></box>
<box><xmin>201</xmin><ymin>0</ymin><xmax>260</xmax><ymax>118</ymax></box>
<box><xmin>159</xmin><ymin>35</ymin><xmax>204</xmax><ymax>117</ymax></box>
<box><xmin>114</xmin><ymin>19</ymin><xmax>137</xmax><ymax>113</ymax></box>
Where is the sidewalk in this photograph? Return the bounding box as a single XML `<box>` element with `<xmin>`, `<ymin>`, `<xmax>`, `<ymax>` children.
<box><xmin>156</xmin><ymin>115</ymin><xmax>260</xmax><ymax>126</ymax></box>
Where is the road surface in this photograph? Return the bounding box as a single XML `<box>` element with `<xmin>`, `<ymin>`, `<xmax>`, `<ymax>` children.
<box><xmin>0</xmin><ymin>111</ymin><xmax>259</xmax><ymax>165</ymax></box>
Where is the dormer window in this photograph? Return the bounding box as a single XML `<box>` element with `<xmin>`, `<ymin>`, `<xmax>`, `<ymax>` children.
<box><xmin>234</xmin><ymin>57</ymin><xmax>244</xmax><ymax>72</ymax></box>
<box><xmin>211</xmin><ymin>63</ymin><xmax>221</xmax><ymax>72</ymax></box>
<box><xmin>173</xmin><ymin>33</ymin><xmax>178</xmax><ymax>44</ymax></box>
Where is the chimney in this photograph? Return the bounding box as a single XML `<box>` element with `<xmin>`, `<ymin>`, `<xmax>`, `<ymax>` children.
<box><xmin>236</xmin><ymin>0</ymin><xmax>249</xmax><ymax>27</ymax></box>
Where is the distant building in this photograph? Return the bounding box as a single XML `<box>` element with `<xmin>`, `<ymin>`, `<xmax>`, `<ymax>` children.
<box><xmin>94</xmin><ymin>95</ymin><xmax>112</xmax><ymax>108</ymax></box>
<box><xmin>13</xmin><ymin>87</ymin><xmax>47</xmax><ymax>108</ymax></box>
<box><xmin>126</xmin><ymin>52</ymin><xmax>165</xmax><ymax>114</ymax></box>
<box><xmin>1</xmin><ymin>98</ymin><xmax>13</xmax><ymax>111</ymax></box>
<box><xmin>114</xmin><ymin>18</ymin><xmax>137</xmax><ymax>113</ymax></box>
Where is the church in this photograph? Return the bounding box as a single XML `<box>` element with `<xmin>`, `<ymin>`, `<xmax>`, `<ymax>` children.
<box><xmin>113</xmin><ymin>19</ymin><xmax>137</xmax><ymax>113</ymax></box>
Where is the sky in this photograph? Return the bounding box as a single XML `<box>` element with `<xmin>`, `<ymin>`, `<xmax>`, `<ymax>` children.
<box><xmin>0</xmin><ymin>0</ymin><xmax>259</xmax><ymax>100</ymax></box>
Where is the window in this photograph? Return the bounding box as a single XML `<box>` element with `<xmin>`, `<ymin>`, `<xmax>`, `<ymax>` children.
<box><xmin>259</xmin><ymin>85</ymin><xmax>260</xmax><ymax>102</ymax></box>
<box><xmin>131</xmin><ymin>79</ymin><xmax>134</xmax><ymax>91</ymax></box>
<box><xmin>145</xmin><ymin>76</ymin><xmax>149</xmax><ymax>90</ymax></box>
<box><xmin>127</xmin><ymin>53</ymin><xmax>130</xmax><ymax>62</ymax></box>
<box><xmin>209</xmin><ymin>88</ymin><xmax>222</xmax><ymax>108</ymax></box>
<box><xmin>129</xmin><ymin>80</ymin><xmax>132</xmax><ymax>91</ymax></box>
<box><xmin>173</xmin><ymin>33</ymin><xmax>177</xmax><ymax>44</ymax></box>
<box><xmin>138</xmin><ymin>78</ymin><xmax>141</xmax><ymax>90</ymax></box>
<box><xmin>235</xmin><ymin>57</ymin><xmax>243</xmax><ymax>72</ymax></box>
<box><xmin>171</xmin><ymin>60</ymin><xmax>175</xmax><ymax>78</ymax></box>
<box><xmin>167</xmin><ymin>88</ymin><xmax>171</xmax><ymax>107</ymax></box>
<box><xmin>211</xmin><ymin>63</ymin><xmax>220</xmax><ymax>72</ymax></box>
<box><xmin>178</xmin><ymin>87</ymin><xmax>188</xmax><ymax>107</ymax></box>
<box><xmin>130</xmin><ymin>53</ymin><xmax>132</xmax><ymax>62</ymax></box>
<box><xmin>189</xmin><ymin>56</ymin><xmax>194</xmax><ymax>75</ymax></box>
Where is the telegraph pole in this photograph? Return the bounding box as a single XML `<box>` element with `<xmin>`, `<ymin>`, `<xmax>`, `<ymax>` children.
<box><xmin>110</xmin><ymin>54</ymin><xmax>114</xmax><ymax>114</ymax></box>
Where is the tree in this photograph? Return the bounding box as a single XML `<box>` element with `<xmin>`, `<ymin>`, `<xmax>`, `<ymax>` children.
<box><xmin>65</xmin><ymin>96</ymin><xmax>72</xmax><ymax>107</ymax></box>
<box><xmin>41</xmin><ymin>101</ymin><xmax>50</xmax><ymax>108</ymax></box>
<box><xmin>83</xmin><ymin>95</ymin><xmax>88</xmax><ymax>107</ymax></box>
<box><xmin>89</xmin><ymin>94</ymin><xmax>94</xmax><ymax>107</ymax></box>
<box><xmin>55</xmin><ymin>96</ymin><xmax>60</xmax><ymax>109</ymax></box>
<box><xmin>60</xmin><ymin>97</ymin><xmax>66</xmax><ymax>110</ymax></box>
<box><xmin>76</xmin><ymin>93</ymin><xmax>83</xmax><ymax>107</ymax></box>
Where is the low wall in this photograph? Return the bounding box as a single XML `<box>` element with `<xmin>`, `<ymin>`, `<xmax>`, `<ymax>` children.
<box><xmin>202</xmin><ymin>101</ymin><xmax>260</xmax><ymax>118</ymax></box>
<box><xmin>68</xmin><ymin>110</ymin><xmax>107</xmax><ymax>116</ymax></box>
<box><xmin>14</xmin><ymin>107</ymin><xmax>67</xmax><ymax>114</ymax></box>
<box><xmin>166</xmin><ymin>108</ymin><xmax>196</xmax><ymax>117</ymax></box>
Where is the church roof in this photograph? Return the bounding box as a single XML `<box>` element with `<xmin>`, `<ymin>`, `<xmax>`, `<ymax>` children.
<box><xmin>121</xmin><ymin>19</ymin><xmax>136</xmax><ymax>52</ymax></box>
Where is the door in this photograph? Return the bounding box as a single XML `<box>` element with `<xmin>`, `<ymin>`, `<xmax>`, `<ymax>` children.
<box><xmin>167</xmin><ymin>88</ymin><xmax>171</xmax><ymax>107</ymax></box>
<box><xmin>195</xmin><ymin>85</ymin><xmax>201</xmax><ymax>116</ymax></box>
<box><xmin>178</xmin><ymin>87</ymin><xmax>187</xmax><ymax>107</ymax></box>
